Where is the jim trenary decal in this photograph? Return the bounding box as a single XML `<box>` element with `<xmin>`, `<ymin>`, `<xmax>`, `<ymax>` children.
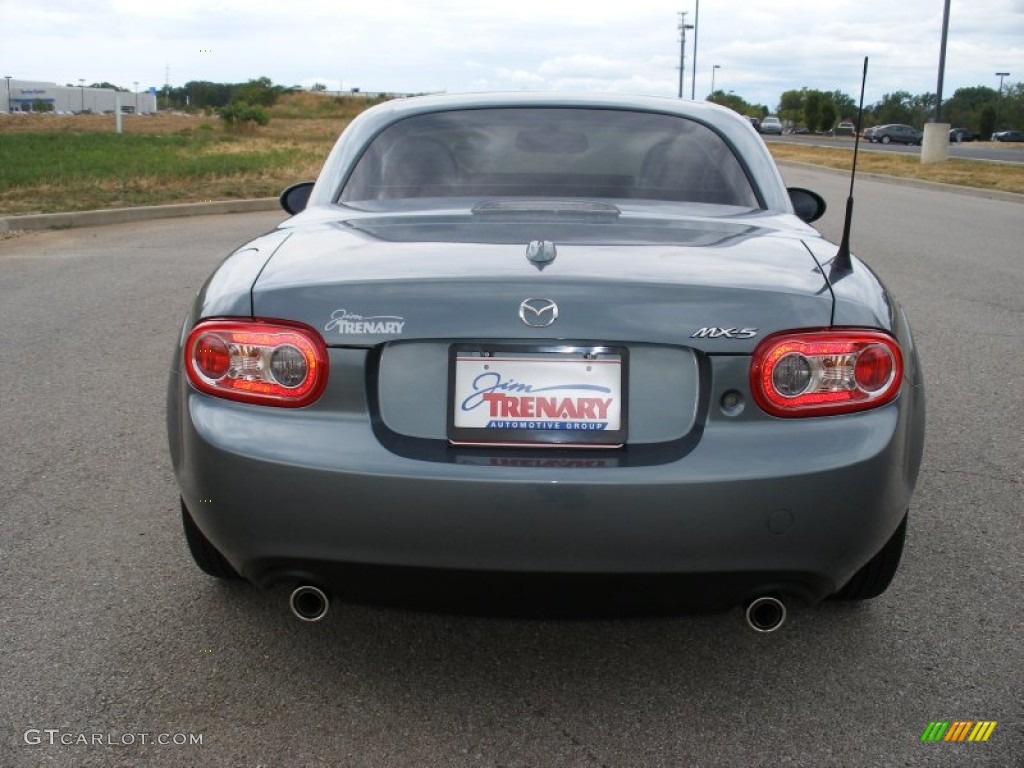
<box><xmin>454</xmin><ymin>355</ymin><xmax>622</xmax><ymax>431</ymax></box>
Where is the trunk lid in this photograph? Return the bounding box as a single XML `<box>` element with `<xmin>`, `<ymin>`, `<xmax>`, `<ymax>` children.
<box><xmin>252</xmin><ymin>209</ymin><xmax>832</xmax><ymax>353</ymax></box>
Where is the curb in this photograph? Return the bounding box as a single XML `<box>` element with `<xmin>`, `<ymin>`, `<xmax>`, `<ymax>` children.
<box><xmin>777</xmin><ymin>161</ymin><xmax>1024</xmax><ymax>204</ymax></box>
<box><xmin>0</xmin><ymin>198</ymin><xmax>281</xmax><ymax>234</ymax></box>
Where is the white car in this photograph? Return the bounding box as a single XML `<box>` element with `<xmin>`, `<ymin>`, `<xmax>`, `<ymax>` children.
<box><xmin>760</xmin><ymin>116</ymin><xmax>783</xmax><ymax>135</ymax></box>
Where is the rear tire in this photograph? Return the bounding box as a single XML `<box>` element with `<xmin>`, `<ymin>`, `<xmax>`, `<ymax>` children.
<box><xmin>832</xmin><ymin>513</ymin><xmax>907</xmax><ymax>600</ymax></box>
<box><xmin>180</xmin><ymin>498</ymin><xmax>240</xmax><ymax>579</ymax></box>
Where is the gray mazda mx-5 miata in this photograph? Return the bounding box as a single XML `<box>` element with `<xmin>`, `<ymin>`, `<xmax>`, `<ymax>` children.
<box><xmin>167</xmin><ymin>92</ymin><xmax>925</xmax><ymax>630</ymax></box>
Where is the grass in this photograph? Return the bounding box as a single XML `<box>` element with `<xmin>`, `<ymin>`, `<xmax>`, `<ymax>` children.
<box><xmin>768</xmin><ymin>142</ymin><xmax>1024</xmax><ymax>196</ymax></box>
<box><xmin>0</xmin><ymin>132</ymin><xmax>298</xmax><ymax>186</ymax></box>
<box><xmin>0</xmin><ymin>97</ymin><xmax>351</xmax><ymax>214</ymax></box>
<box><xmin>0</xmin><ymin>129</ymin><xmax>325</xmax><ymax>213</ymax></box>
<box><xmin>1</xmin><ymin>94</ymin><xmax>1022</xmax><ymax>215</ymax></box>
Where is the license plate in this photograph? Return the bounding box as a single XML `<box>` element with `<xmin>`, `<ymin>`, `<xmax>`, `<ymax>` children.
<box><xmin>448</xmin><ymin>346</ymin><xmax>628</xmax><ymax>447</ymax></box>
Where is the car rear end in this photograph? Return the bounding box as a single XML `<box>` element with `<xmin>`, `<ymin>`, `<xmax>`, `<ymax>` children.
<box><xmin>167</xmin><ymin>95</ymin><xmax>924</xmax><ymax>614</ymax></box>
<box><xmin>169</xmin><ymin>223</ymin><xmax>922</xmax><ymax>609</ymax></box>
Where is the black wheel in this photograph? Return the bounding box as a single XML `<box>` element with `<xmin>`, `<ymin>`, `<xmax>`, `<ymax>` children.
<box><xmin>180</xmin><ymin>498</ymin><xmax>240</xmax><ymax>579</ymax></box>
<box><xmin>832</xmin><ymin>513</ymin><xmax>907</xmax><ymax>600</ymax></box>
<box><xmin>880</xmin><ymin>135</ymin><xmax>891</xmax><ymax>145</ymax></box>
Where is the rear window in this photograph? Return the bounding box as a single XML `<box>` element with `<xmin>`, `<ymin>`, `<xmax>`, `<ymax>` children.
<box><xmin>340</xmin><ymin>108</ymin><xmax>758</xmax><ymax>207</ymax></box>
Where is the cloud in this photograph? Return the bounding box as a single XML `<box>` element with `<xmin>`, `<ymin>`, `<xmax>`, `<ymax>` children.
<box><xmin>493</xmin><ymin>69</ymin><xmax>546</xmax><ymax>86</ymax></box>
<box><xmin>537</xmin><ymin>55</ymin><xmax>637</xmax><ymax>80</ymax></box>
<box><xmin>4</xmin><ymin>0</ymin><xmax>1022</xmax><ymax>108</ymax></box>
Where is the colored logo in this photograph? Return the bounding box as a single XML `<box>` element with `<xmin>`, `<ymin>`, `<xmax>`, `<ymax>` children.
<box><xmin>452</xmin><ymin>354</ymin><xmax>622</xmax><ymax>434</ymax></box>
<box><xmin>921</xmin><ymin>721</ymin><xmax>997</xmax><ymax>742</ymax></box>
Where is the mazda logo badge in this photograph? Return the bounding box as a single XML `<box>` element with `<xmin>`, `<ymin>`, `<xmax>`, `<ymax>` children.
<box><xmin>519</xmin><ymin>298</ymin><xmax>558</xmax><ymax>328</ymax></box>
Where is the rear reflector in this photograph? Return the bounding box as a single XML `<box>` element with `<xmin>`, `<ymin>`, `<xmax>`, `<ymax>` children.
<box><xmin>184</xmin><ymin>319</ymin><xmax>328</xmax><ymax>407</ymax></box>
<box><xmin>750</xmin><ymin>329</ymin><xmax>902</xmax><ymax>417</ymax></box>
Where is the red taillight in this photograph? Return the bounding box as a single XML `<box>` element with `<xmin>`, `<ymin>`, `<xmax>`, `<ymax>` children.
<box><xmin>194</xmin><ymin>333</ymin><xmax>231</xmax><ymax>379</ymax></box>
<box><xmin>184</xmin><ymin>319</ymin><xmax>328</xmax><ymax>407</ymax></box>
<box><xmin>750</xmin><ymin>330</ymin><xmax>902</xmax><ymax>417</ymax></box>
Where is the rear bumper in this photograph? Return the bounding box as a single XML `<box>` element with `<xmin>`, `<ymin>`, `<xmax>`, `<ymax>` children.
<box><xmin>169</xmin><ymin>349</ymin><xmax>923</xmax><ymax>603</ymax></box>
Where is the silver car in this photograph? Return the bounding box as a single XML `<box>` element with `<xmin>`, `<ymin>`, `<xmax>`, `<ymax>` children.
<box><xmin>760</xmin><ymin>115</ymin><xmax>783</xmax><ymax>135</ymax></box>
<box><xmin>167</xmin><ymin>93</ymin><xmax>925</xmax><ymax>630</ymax></box>
<box><xmin>869</xmin><ymin>124</ymin><xmax>923</xmax><ymax>145</ymax></box>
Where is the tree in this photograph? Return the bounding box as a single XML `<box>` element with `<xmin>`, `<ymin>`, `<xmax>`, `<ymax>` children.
<box><xmin>708</xmin><ymin>91</ymin><xmax>768</xmax><ymax>119</ymax></box>
<box><xmin>181</xmin><ymin>81</ymin><xmax>234</xmax><ymax>109</ymax></box>
<box><xmin>311</xmin><ymin>83</ymin><xmax>327</xmax><ymax>92</ymax></box>
<box><xmin>996</xmin><ymin>82</ymin><xmax>1024</xmax><ymax>130</ymax></box>
<box><xmin>804</xmin><ymin>91</ymin><xmax>822</xmax><ymax>132</ymax></box>
<box><xmin>777</xmin><ymin>89</ymin><xmax>805</xmax><ymax>126</ymax></box>
<box><xmin>979</xmin><ymin>105</ymin><xmax>996</xmax><ymax>138</ymax></box>
<box><xmin>220</xmin><ymin>101</ymin><xmax>270</xmax><ymax>128</ymax></box>
<box><xmin>874</xmin><ymin>91</ymin><xmax>914</xmax><ymax>126</ymax></box>
<box><xmin>944</xmin><ymin>86</ymin><xmax>998</xmax><ymax>129</ymax></box>
<box><xmin>819</xmin><ymin>101</ymin><xmax>837</xmax><ymax>133</ymax></box>
<box><xmin>911</xmin><ymin>93</ymin><xmax>936</xmax><ymax>125</ymax></box>
<box><xmin>826</xmin><ymin>90</ymin><xmax>857</xmax><ymax>120</ymax></box>
<box><xmin>89</xmin><ymin>81</ymin><xmax>129</xmax><ymax>91</ymax></box>
<box><xmin>234</xmin><ymin>77</ymin><xmax>281</xmax><ymax>107</ymax></box>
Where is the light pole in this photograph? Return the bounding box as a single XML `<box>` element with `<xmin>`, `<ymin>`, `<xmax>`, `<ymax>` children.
<box><xmin>995</xmin><ymin>72</ymin><xmax>1010</xmax><ymax>131</ymax></box>
<box><xmin>677</xmin><ymin>12</ymin><xmax>694</xmax><ymax>99</ymax></box>
<box><xmin>79</xmin><ymin>78</ymin><xmax>85</xmax><ymax>113</ymax></box>
<box><xmin>690</xmin><ymin>0</ymin><xmax>699</xmax><ymax>100</ymax></box>
<box><xmin>710</xmin><ymin>64</ymin><xmax>721</xmax><ymax>101</ymax></box>
<box><xmin>134</xmin><ymin>81</ymin><xmax>139</xmax><ymax>114</ymax></box>
<box><xmin>4</xmin><ymin>76</ymin><xmax>11</xmax><ymax>113</ymax></box>
<box><xmin>934</xmin><ymin>0</ymin><xmax>951</xmax><ymax>121</ymax></box>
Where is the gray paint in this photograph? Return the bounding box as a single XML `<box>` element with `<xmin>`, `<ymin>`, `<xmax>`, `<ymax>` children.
<box><xmin>251</xmin><ymin>211</ymin><xmax>835</xmax><ymax>353</ymax></box>
<box><xmin>169</xmin><ymin>94</ymin><xmax>926</xmax><ymax>606</ymax></box>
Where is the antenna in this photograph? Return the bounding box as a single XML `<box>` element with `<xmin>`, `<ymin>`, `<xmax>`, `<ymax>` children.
<box><xmin>833</xmin><ymin>56</ymin><xmax>868</xmax><ymax>273</ymax></box>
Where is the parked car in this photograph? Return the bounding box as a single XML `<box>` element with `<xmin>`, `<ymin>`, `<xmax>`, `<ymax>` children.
<box><xmin>991</xmin><ymin>130</ymin><xmax>1024</xmax><ymax>142</ymax></box>
<box><xmin>868</xmin><ymin>124</ymin><xmax>922</xmax><ymax>145</ymax></box>
<box><xmin>835</xmin><ymin>121</ymin><xmax>855</xmax><ymax>136</ymax></box>
<box><xmin>745</xmin><ymin>115</ymin><xmax>761</xmax><ymax>132</ymax></box>
<box><xmin>760</xmin><ymin>115</ymin><xmax>783</xmax><ymax>135</ymax></box>
<box><xmin>167</xmin><ymin>92</ymin><xmax>925</xmax><ymax>630</ymax></box>
<box><xmin>949</xmin><ymin>127</ymin><xmax>976</xmax><ymax>142</ymax></box>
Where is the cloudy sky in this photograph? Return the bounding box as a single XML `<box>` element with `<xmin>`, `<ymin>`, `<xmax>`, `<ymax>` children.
<box><xmin>3</xmin><ymin>0</ymin><xmax>1022</xmax><ymax>109</ymax></box>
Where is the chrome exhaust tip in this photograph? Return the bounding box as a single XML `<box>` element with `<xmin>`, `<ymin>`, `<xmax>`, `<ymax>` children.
<box><xmin>744</xmin><ymin>596</ymin><xmax>787</xmax><ymax>633</ymax></box>
<box><xmin>289</xmin><ymin>585</ymin><xmax>329</xmax><ymax>622</ymax></box>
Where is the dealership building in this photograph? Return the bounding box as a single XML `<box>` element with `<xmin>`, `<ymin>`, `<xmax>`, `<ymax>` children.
<box><xmin>2</xmin><ymin>79</ymin><xmax>158</xmax><ymax>114</ymax></box>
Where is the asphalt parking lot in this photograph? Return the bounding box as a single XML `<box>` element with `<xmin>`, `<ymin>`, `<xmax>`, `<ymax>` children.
<box><xmin>1</xmin><ymin>168</ymin><xmax>1021</xmax><ymax>766</ymax></box>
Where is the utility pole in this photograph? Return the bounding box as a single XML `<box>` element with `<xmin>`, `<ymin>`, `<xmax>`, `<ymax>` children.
<box><xmin>922</xmin><ymin>1</ymin><xmax>953</xmax><ymax>165</ymax></box>
<box><xmin>690</xmin><ymin>0</ymin><xmax>699</xmax><ymax>100</ymax></box>
<box><xmin>134</xmin><ymin>81</ymin><xmax>139</xmax><ymax>114</ymax></box>
<box><xmin>934</xmin><ymin>0</ymin><xmax>951</xmax><ymax>121</ymax></box>
<box><xmin>710</xmin><ymin>64</ymin><xmax>721</xmax><ymax>101</ymax></box>
<box><xmin>79</xmin><ymin>78</ymin><xmax>85</xmax><ymax>112</ymax></box>
<box><xmin>4</xmin><ymin>76</ymin><xmax>11</xmax><ymax>113</ymax></box>
<box><xmin>995</xmin><ymin>72</ymin><xmax>1010</xmax><ymax>130</ymax></box>
<box><xmin>677</xmin><ymin>12</ymin><xmax>694</xmax><ymax>99</ymax></box>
